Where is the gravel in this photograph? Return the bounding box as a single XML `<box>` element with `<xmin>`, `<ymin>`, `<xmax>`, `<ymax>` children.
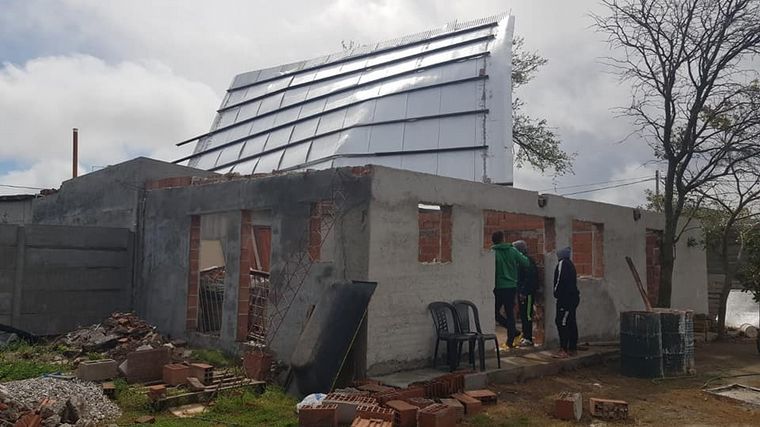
<box><xmin>2</xmin><ymin>377</ymin><xmax>121</xmax><ymax>424</ymax></box>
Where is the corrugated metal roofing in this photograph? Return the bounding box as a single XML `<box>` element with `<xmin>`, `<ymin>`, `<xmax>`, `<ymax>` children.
<box><xmin>177</xmin><ymin>13</ymin><xmax>515</xmax><ymax>184</ymax></box>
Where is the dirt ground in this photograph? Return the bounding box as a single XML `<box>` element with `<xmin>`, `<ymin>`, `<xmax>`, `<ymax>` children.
<box><xmin>463</xmin><ymin>338</ymin><xmax>760</xmax><ymax>426</ymax></box>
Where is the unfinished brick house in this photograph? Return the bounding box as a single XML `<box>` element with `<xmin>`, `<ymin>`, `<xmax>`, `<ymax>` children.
<box><xmin>133</xmin><ymin>163</ymin><xmax>707</xmax><ymax>375</ymax></box>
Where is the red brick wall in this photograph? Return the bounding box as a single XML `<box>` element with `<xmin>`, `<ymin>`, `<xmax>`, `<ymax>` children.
<box><xmin>572</xmin><ymin>220</ymin><xmax>604</xmax><ymax>278</ymax></box>
<box><xmin>308</xmin><ymin>201</ymin><xmax>335</xmax><ymax>262</ymax></box>
<box><xmin>646</xmin><ymin>229</ymin><xmax>662</xmax><ymax>307</ymax></box>
<box><xmin>186</xmin><ymin>216</ymin><xmax>201</xmax><ymax>331</ymax></box>
<box><xmin>418</xmin><ymin>206</ymin><xmax>452</xmax><ymax>263</ymax></box>
<box><xmin>237</xmin><ymin>211</ymin><xmax>253</xmax><ymax>341</ymax></box>
<box><xmin>145</xmin><ymin>176</ymin><xmax>193</xmax><ymax>190</ymax></box>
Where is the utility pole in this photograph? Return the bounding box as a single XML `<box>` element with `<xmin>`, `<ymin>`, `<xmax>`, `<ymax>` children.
<box><xmin>72</xmin><ymin>128</ymin><xmax>79</xmax><ymax>178</ymax></box>
<box><xmin>655</xmin><ymin>170</ymin><xmax>660</xmax><ymax>198</ymax></box>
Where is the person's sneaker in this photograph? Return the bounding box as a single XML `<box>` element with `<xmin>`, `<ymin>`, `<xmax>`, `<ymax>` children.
<box><xmin>520</xmin><ymin>338</ymin><xmax>534</xmax><ymax>346</ymax></box>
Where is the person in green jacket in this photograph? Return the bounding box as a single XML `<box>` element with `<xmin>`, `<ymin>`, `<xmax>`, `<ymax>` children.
<box><xmin>491</xmin><ymin>231</ymin><xmax>530</xmax><ymax>348</ymax></box>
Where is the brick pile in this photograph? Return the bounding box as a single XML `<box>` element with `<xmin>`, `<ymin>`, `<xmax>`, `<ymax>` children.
<box><xmin>299</xmin><ymin>404</ymin><xmax>338</xmax><ymax>427</ymax></box>
<box><xmin>319</xmin><ymin>379</ymin><xmax>497</xmax><ymax>426</ymax></box>
<box><xmin>54</xmin><ymin>312</ymin><xmax>167</xmax><ymax>363</ymax></box>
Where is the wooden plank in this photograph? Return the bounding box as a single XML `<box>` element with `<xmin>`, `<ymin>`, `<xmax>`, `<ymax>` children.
<box><xmin>625</xmin><ymin>256</ymin><xmax>653</xmax><ymax>311</ymax></box>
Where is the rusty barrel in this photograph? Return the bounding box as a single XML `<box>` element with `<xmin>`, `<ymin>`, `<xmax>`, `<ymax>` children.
<box><xmin>620</xmin><ymin>311</ymin><xmax>663</xmax><ymax>378</ymax></box>
<box><xmin>658</xmin><ymin>309</ymin><xmax>695</xmax><ymax>376</ymax></box>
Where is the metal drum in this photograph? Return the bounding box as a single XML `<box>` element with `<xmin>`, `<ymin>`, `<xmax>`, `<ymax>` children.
<box><xmin>620</xmin><ymin>311</ymin><xmax>664</xmax><ymax>378</ymax></box>
<box><xmin>659</xmin><ymin>309</ymin><xmax>695</xmax><ymax>376</ymax></box>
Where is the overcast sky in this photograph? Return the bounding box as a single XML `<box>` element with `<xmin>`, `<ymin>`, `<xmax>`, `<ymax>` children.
<box><xmin>0</xmin><ymin>0</ymin><xmax>661</xmax><ymax>206</ymax></box>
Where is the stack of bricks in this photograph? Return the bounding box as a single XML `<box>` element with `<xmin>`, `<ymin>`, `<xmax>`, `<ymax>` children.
<box><xmin>438</xmin><ymin>398</ymin><xmax>465</xmax><ymax>422</ymax></box>
<box><xmin>385</xmin><ymin>400</ymin><xmax>418</xmax><ymax>427</ymax></box>
<box><xmin>418</xmin><ymin>403</ymin><xmax>456</xmax><ymax>427</ymax></box>
<box><xmin>589</xmin><ymin>398</ymin><xmax>628</xmax><ymax>420</ymax></box>
<box><xmin>357</xmin><ymin>383</ymin><xmax>395</xmax><ymax>395</ymax></box>
<box><xmin>465</xmin><ymin>390</ymin><xmax>498</xmax><ymax>405</ymax></box>
<box><xmin>355</xmin><ymin>405</ymin><xmax>395</xmax><ymax>423</ymax></box>
<box><xmin>450</xmin><ymin>393</ymin><xmax>482</xmax><ymax>416</ymax></box>
<box><xmin>405</xmin><ymin>397</ymin><xmax>435</xmax><ymax>409</ymax></box>
<box><xmin>299</xmin><ymin>404</ymin><xmax>338</xmax><ymax>427</ymax></box>
<box><xmin>410</xmin><ymin>373</ymin><xmax>465</xmax><ymax>399</ymax></box>
<box><xmin>323</xmin><ymin>394</ymin><xmax>378</xmax><ymax>424</ymax></box>
<box><xmin>374</xmin><ymin>387</ymin><xmax>425</xmax><ymax>405</ymax></box>
<box><xmin>555</xmin><ymin>392</ymin><xmax>582</xmax><ymax>421</ymax></box>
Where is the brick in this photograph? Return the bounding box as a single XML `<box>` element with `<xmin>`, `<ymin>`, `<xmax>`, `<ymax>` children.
<box><xmin>450</xmin><ymin>393</ymin><xmax>482</xmax><ymax>415</ymax></box>
<box><xmin>384</xmin><ymin>400</ymin><xmax>417</xmax><ymax>427</ymax></box>
<box><xmin>125</xmin><ymin>347</ymin><xmax>171</xmax><ymax>383</ymax></box>
<box><xmin>350</xmin><ymin>418</ymin><xmax>393</xmax><ymax>427</ymax></box>
<box><xmin>163</xmin><ymin>363</ymin><xmax>190</xmax><ymax>386</ymax></box>
<box><xmin>438</xmin><ymin>398</ymin><xmax>464</xmax><ymax>422</ymax></box>
<box><xmin>589</xmin><ymin>398</ymin><xmax>628</xmax><ymax>420</ymax></box>
<box><xmin>189</xmin><ymin>363</ymin><xmax>213</xmax><ymax>385</ymax></box>
<box><xmin>554</xmin><ymin>392</ymin><xmax>582</xmax><ymax>421</ymax></box>
<box><xmin>418</xmin><ymin>403</ymin><xmax>456</xmax><ymax>427</ymax></box>
<box><xmin>76</xmin><ymin>358</ymin><xmax>118</xmax><ymax>381</ymax></box>
<box><xmin>356</xmin><ymin>405</ymin><xmax>395</xmax><ymax>423</ymax></box>
<box><xmin>147</xmin><ymin>384</ymin><xmax>166</xmax><ymax>400</ymax></box>
<box><xmin>102</xmin><ymin>382</ymin><xmax>116</xmax><ymax>399</ymax></box>
<box><xmin>299</xmin><ymin>404</ymin><xmax>338</xmax><ymax>427</ymax></box>
<box><xmin>465</xmin><ymin>389</ymin><xmax>498</xmax><ymax>405</ymax></box>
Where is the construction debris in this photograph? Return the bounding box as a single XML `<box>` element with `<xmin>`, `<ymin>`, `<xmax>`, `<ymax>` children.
<box><xmin>0</xmin><ymin>378</ymin><xmax>121</xmax><ymax>426</ymax></box>
<box><xmin>54</xmin><ymin>312</ymin><xmax>166</xmax><ymax>362</ymax></box>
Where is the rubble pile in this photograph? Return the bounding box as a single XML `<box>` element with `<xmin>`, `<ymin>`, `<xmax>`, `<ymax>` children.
<box><xmin>0</xmin><ymin>378</ymin><xmax>121</xmax><ymax>426</ymax></box>
<box><xmin>56</xmin><ymin>312</ymin><xmax>166</xmax><ymax>362</ymax></box>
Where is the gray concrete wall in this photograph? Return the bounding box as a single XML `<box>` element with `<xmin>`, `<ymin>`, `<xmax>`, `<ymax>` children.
<box><xmin>365</xmin><ymin>166</ymin><xmax>708</xmax><ymax>375</ymax></box>
<box><xmin>0</xmin><ymin>224</ymin><xmax>133</xmax><ymax>335</ymax></box>
<box><xmin>32</xmin><ymin>157</ymin><xmax>215</xmax><ymax>231</ymax></box>
<box><xmin>0</xmin><ymin>197</ymin><xmax>34</xmax><ymax>225</ymax></box>
<box><xmin>138</xmin><ymin>168</ymin><xmax>372</xmax><ymax>359</ymax></box>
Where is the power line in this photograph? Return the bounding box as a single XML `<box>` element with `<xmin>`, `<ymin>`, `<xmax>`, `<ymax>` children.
<box><xmin>539</xmin><ymin>176</ymin><xmax>652</xmax><ymax>192</ymax></box>
<box><xmin>561</xmin><ymin>178</ymin><xmax>655</xmax><ymax>196</ymax></box>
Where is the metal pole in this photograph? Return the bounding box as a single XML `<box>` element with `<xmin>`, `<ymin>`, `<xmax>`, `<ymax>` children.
<box><xmin>72</xmin><ymin>128</ymin><xmax>79</xmax><ymax>178</ymax></box>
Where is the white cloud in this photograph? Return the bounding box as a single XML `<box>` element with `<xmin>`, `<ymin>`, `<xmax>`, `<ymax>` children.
<box><xmin>0</xmin><ymin>0</ymin><xmax>661</xmax><ymax>206</ymax></box>
<box><xmin>0</xmin><ymin>54</ymin><xmax>218</xmax><ymax>193</ymax></box>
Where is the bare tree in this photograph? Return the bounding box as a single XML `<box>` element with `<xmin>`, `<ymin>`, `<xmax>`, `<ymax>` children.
<box><xmin>697</xmin><ymin>161</ymin><xmax>760</xmax><ymax>336</ymax></box>
<box><xmin>593</xmin><ymin>0</ymin><xmax>760</xmax><ymax>307</ymax></box>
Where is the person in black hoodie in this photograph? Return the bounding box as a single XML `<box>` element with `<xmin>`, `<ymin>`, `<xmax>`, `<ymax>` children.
<box><xmin>513</xmin><ymin>240</ymin><xmax>538</xmax><ymax>347</ymax></box>
<box><xmin>553</xmin><ymin>246</ymin><xmax>579</xmax><ymax>358</ymax></box>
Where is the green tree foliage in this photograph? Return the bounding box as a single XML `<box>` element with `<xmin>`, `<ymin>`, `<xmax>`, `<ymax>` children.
<box><xmin>511</xmin><ymin>37</ymin><xmax>574</xmax><ymax>175</ymax></box>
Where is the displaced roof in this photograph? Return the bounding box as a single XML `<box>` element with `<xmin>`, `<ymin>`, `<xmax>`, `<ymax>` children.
<box><xmin>177</xmin><ymin>13</ymin><xmax>515</xmax><ymax>184</ymax></box>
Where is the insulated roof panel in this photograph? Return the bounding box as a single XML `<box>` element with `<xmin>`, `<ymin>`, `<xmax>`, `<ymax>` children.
<box><xmin>180</xmin><ymin>13</ymin><xmax>514</xmax><ymax>184</ymax></box>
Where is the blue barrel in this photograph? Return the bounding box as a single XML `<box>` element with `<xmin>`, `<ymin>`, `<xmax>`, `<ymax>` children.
<box><xmin>659</xmin><ymin>309</ymin><xmax>695</xmax><ymax>376</ymax></box>
<box><xmin>620</xmin><ymin>311</ymin><xmax>663</xmax><ymax>378</ymax></box>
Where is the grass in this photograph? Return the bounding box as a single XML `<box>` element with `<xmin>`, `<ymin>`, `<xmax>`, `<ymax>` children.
<box><xmin>116</xmin><ymin>386</ymin><xmax>298</xmax><ymax>427</ymax></box>
<box><xmin>0</xmin><ymin>341</ymin><xmax>71</xmax><ymax>381</ymax></box>
<box><xmin>190</xmin><ymin>348</ymin><xmax>236</xmax><ymax>368</ymax></box>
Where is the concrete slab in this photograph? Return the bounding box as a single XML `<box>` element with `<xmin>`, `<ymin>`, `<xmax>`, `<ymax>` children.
<box><xmin>372</xmin><ymin>347</ymin><xmax>620</xmax><ymax>388</ymax></box>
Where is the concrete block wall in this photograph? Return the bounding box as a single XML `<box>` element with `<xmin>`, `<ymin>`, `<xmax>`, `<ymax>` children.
<box><xmin>365</xmin><ymin>166</ymin><xmax>708</xmax><ymax>375</ymax></box>
<box><xmin>0</xmin><ymin>224</ymin><xmax>133</xmax><ymax>335</ymax></box>
<box><xmin>138</xmin><ymin>168</ymin><xmax>373</xmax><ymax>359</ymax></box>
